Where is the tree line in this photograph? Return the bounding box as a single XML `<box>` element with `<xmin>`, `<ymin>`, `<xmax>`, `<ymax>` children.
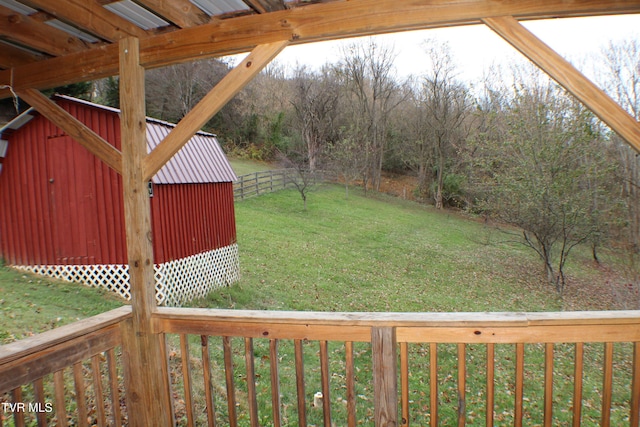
<box><xmin>77</xmin><ymin>37</ymin><xmax>640</xmax><ymax>296</ymax></box>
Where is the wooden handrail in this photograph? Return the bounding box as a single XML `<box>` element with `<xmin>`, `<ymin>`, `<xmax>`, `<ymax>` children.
<box><xmin>0</xmin><ymin>305</ymin><xmax>131</xmax><ymax>367</ymax></box>
<box><xmin>153</xmin><ymin>307</ymin><xmax>640</xmax><ymax>334</ymax></box>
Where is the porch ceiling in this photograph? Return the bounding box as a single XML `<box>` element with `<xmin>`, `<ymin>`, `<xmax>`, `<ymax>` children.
<box><xmin>1</xmin><ymin>0</ymin><xmax>640</xmax><ymax>99</ymax></box>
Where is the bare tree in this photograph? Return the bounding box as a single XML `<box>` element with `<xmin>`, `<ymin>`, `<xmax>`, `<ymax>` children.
<box><xmin>600</xmin><ymin>39</ymin><xmax>640</xmax><ymax>251</ymax></box>
<box><xmin>419</xmin><ymin>39</ymin><xmax>473</xmax><ymax>209</ymax></box>
<box><xmin>336</xmin><ymin>38</ymin><xmax>403</xmax><ymax>192</ymax></box>
<box><xmin>290</xmin><ymin>65</ymin><xmax>341</xmax><ymax>170</ymax></box>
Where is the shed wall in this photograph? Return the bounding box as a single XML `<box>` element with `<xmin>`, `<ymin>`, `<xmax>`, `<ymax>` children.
<box><xmin>0</xmin><ymin>110</ymin><xmax>127</xmax><ymax>266</ymax></box>
<box><xmin>151</xmin><ymin>183</ymin><xmax>236</xmax><ymax>264</ymax></box>
<box><xmin>0</xmin><ymin>100</ymin><xmax>237</xmax><ymax>268</ymax></box>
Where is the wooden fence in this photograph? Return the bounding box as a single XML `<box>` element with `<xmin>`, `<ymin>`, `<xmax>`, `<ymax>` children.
<box><xmin>233</xmin><ymin>169</ymin><xmax>296</xmax><ymax>201</ymax></box>
<box><xmin>233</xmin><ymin>169</ymin><xmax>334</xmax><ymax>201</ymax></box>
<box><xmin>3</xmin><ymin>307</ymin><xmax>640</xmax><ymax>426</ymax></box>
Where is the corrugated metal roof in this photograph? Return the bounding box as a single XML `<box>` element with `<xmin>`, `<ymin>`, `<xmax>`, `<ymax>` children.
<box><xmin>146</xmin><ymin>120</ymin><xmax>237</xmax><ymax>184</ymax></box>
<box><xmin>2</xmin><ymin>95</ymin><xmax>237</xmax><ymax>184</ymax></box>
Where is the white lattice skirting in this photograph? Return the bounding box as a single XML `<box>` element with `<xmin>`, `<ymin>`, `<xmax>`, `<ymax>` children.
<box><xmin>13</xmin><ymin>244</ymin><xmax>240</xmax><ymax>306</ymax></box>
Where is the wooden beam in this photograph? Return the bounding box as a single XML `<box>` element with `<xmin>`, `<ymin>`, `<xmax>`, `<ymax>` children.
<box><xmin>0</xmin><ymin>5</ymin><xmax>98</xmax><ymax>56</ymax></box>
<box><xmin>119</xmin><ymin>36</ymin><xmax>172</xmax><ymax>427</ymax></box>
<box><xmin>142</xmin><ymin>40</ymin><xmax>288</xmax><ymax>180</ymax></box>
<box><xmin>3</xmin><ymin>0</ymin><xmax>640</xmax><ymax>98</ymax></box>
<box><xmin>483</xmin><ymin>15</ymin><xmax>640</xmax><ymax>153</ymax></box>
<box><xmin>15</xmin><ymin>89</ymin><xmax>123</xmax><ymax>174</ymax></box>
<box><xmin>19</xmin><ymin>0</ymin><xmax>149</xmax><ymax>41</ymax></box>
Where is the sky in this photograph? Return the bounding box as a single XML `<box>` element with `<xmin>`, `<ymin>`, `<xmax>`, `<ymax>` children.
<box><xmin>255</xmin><ymin>13</ymin><xmax>640</xmax><ymax>83</ymax></box>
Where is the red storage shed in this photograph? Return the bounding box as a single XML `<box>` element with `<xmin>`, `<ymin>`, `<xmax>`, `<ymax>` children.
<box><xmin>0</xmin><ymin>95</ymin><xmax>239</xmax><ymax>306</ymax></box>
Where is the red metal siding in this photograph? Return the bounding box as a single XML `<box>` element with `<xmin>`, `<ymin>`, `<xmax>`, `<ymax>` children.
<box><xmin>0</xmin><ymin>99</ymin><xmax>236</xmax><ymax>267</ymax></box>
<box><xmin>151</xmin><ymin>183</ymin><xmax>236</xmax><ymax>264</ymax></box>
<box><xmin>0</xmin><ymin>103</ymin><xmax>128</xmax><ymax>266</ymax></box>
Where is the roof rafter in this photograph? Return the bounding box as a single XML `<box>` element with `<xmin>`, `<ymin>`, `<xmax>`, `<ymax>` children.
<box><xmin>18</xmin><ymin>0</ymin><xmax>149</xmax><ymax>41</ymax></box>
<box><xmin>0</xmin><ymin>41</ymin><xmax>47</xmax><ymax>68</ymax></box>
<box><xmin>244</xmin><ymin>0</ymin><xmax>287</xmax><ymax>14</ymax></box>
<box><xmin>1</xmin><ymin>0</ymin><xmax>640</xmax><ymax>98</ymax></box>
<box><xmin>0</xmin><ymin>4</ymin><xmax>99</xmax><ymax>56</ymax></box>
<box><xmin>135</xmin><ymin>0</ymin><xmax>211</xmax><ymax>28</ymax></box>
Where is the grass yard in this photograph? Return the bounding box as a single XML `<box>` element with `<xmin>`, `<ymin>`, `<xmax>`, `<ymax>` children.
<box><xmin>0</xmin><ymin>267</ymin><xmax>124</xmax><ymax>345</ymax></box>
<box><xmin>196</xmin><ymin>184</ymin><xmax>627</xmax><ymax>313</ymax></box>
<box><xmin>228</xmin><ymin>157</ymin><xmax>274</xmax><ymax>177</ymax></box>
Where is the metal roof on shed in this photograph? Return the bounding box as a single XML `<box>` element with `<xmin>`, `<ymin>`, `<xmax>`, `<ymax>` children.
<box><xmin>0</xmin><ymin>95</ymin><xmax>237</xmax><ymax>184</ymax></box>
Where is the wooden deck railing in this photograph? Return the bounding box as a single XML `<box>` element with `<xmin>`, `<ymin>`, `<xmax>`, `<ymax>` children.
<box><xmin>154</xmin><ymin>308</ymin><xmax>640</xmax><ymax>427</ymax></box>
<box><xmin>0</xmin><ymin>306</ymin><xmax>131</xmax><ymax>427</ymax></box>
<box><xmin>2</xmin><ymin>307</ymin><xmax>640</xmax><ymax>426</ymax></box>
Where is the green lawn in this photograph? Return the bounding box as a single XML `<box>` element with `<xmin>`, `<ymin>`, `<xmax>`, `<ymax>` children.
<box><xmin>197</xmin><ymin>184</ymin><xmax>622</xmax><ymax>313</ymax></box>
<box><xmin>0</xmin><ymin>266</ymin><xmax>124</xmax><ymax>344</ymax></box>
<box><xmin>228</xmin><ymin>157</ymin><xmax>274</xmax><ymax>176</ymax></box>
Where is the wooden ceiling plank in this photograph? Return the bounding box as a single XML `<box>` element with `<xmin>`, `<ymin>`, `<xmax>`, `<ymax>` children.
<box><xmin>0</xmin><ymin>5</ymin><xmax>94</xmax><ymax>56</ymax></box>
<box><xmin>2</xmin><ymin>0</ymin><xmax>640</xmax><ymax>98</ymax></box>
<box><xmin>143</xmin><ymin>40</ymin><xmax>289</xmax><ymax>180</ymax></box>
<box><xmin>135</xmin><ymin>0</ymin><xmax>210</xmax><ymax>28</ymax></box>
<box><xmin>483</xmin><ymin>15</ymin><xmax>640</xmax><ymax>153</ymax></box>
<box><xmin>19</xmin><ymin>0</ymin><xmax>149</xmax><ymax>41</ymax></box>
<box><xmin>16</xmin><ymin>88</ymin><xmax>123</xmax><ymax>173</ymax></box>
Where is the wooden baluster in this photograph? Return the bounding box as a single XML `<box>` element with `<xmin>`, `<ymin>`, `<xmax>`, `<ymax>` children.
<box><xmin>201</xmin><ymin>336</ymin><xmax>216</xmax><ymax>427</ymax></box>
<box><xmin>33</xmin><ymin>378</ymin><xmax>46</xmax><ymax>426</ymax></box>
<box><xmin>91</xmin><ymin>355</ymin><xmax>106</xmax><ymax>427</ymax></box>
<box><xmin>631</xmin><ymin>342</ymin><xmax>640</xmax><ymax>427</ymax></box>
<box><xmin>400</xmin><ymin>342</ymin><xmax>409</xmax><ymax>427</ymax></box>
<box><xmin>429</xmin><ymin>343</ymin><xmax>438</xmax><ymax>427</ymax></box>
<box><xmin>372</xmin><ymin>327</ymin><xmax>397</xmax><ymax>427</ymax></box>
<box><xmin>270</xmin><ymin>339</ymin><xmax>282</xmax><ymax>427</ymax></box>
<box><xmin>106</xmin><ymin>348</ymin><xmax>122</xmax><ymax>427</ymax></box>
<box><xmin>486</xmin><ymin>343</ymin><xmax>494</xmax><ymax>427</ymax></box>
<box><xmin>294</xmin><ymin>339</ymin><xmax>306</xmax><ymax>427</ymax></box>
<box><xmin>319</xmin><ymin>340</ymin><xmax>332</xmax><ymax>427</ymax></box>
<box><xmin>244</xmin><ymin>337</ymin><xmax>259</xmax><ymax>427</ymax></box>
<box><xmin>457</xmin><ymin>343</ymin><xmax>466</xmax><ymax>427</ymax></box>
<box><xmin>601</xmin><ymin>342</ymin><xmax>613</xmax><ymax>427</ymax></box>
<box><xmin>11</xmin><ymin>387</ymin><xmax>25</xmax><ymax>427</ymax></box>
<box><xmin>572</xmin><ymin>343</ymin><xmax>583</xmax><ymax>427</ymax></box>
<box><xmin>345</xmin><ymin>341</ymin><xmax>356</xmax><ymax>427</ymax></box>
<box><xmin>544</xmin><ymin>343</ymin><xmax>554</xmax><ymax>426</ymax></box>
<box><xmin>54</xmin><ymin>370</ymin><xmax>67</xmax><ymax>427</ymax></box>
<box><xmin>223</xmin><ymin>337</ymin><xmax>237</xmax><ymax>427</ymax></box>
<box><xmin>159</xmin><ymin>334</ymin><xmax>175</xmax><ymax>425</ymax></box>
<box><xmin>180</xmin><ymin>334</ymin><xmax>195</xmax><ymax>427</ymax></box>
<box><xmin>514</xmin><ymin>343</ymin><xmax>524</xmax><ymax>427</ymax></box>
<box><xmin>73</xmin><ymin>362</ymin><xmax>88</xmax><ymax>427</ymax></box>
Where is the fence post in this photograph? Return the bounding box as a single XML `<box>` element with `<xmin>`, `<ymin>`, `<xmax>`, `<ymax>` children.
<box><xmin>372</xmin><ymin>327</ymin><xmax>398</xmax><ymax>427</ymax></box>
<box><xmin>255</xmin><ymin>172</ymin><xmax>260</xmax><ymax>196</ymax></box>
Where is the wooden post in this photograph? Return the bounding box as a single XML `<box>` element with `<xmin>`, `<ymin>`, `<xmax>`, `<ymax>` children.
<box><xmin>372</xmin><ymin>327</ymin><xmax>398</xmax><ymax>427</ymax></box>
<box><xmin>119</xmin><ymin>37</ymin><xmax>172</xmax><ymax>427</ymax></box>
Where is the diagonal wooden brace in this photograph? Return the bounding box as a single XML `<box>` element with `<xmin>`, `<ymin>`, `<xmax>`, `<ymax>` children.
<box><xmin>143</xmin><ymin>40</ymin><xmax>289</xmax><ymax>181</ymax></box>
<box><xmin>16</xmin><ymin>88</ymin><xmax>123</xmax><ymax>174</ymax></box>
<box><xmin>483</xmin><ymin>15</ymin><xmax>640</xmax><ymax>153</ymax></box>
